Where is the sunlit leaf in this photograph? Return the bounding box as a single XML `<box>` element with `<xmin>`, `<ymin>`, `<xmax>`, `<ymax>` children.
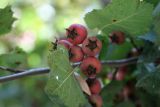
<box><xmin>0</xmin><ymin>0</ymin><xmax>10</xmax><ymax>9</ymax></box>
<box><xmin>0</xmin><ymin>6</ymin><xmax>15</xmax><ymax>35</ymax></box>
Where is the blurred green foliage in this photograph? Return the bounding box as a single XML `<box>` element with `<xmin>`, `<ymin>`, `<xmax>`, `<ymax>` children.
<box><xmin>0</xmin><ymin>0</ymin><xmax>101</xmax><ymax>106</ymax></box>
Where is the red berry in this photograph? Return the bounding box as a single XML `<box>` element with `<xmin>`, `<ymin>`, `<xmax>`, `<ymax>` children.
<box><xmin>109</xmin><ymin>31</ymin><xmax>125</xmax><ymax>44</ymax></box>
<box><xmin>86</xmin><ymin>78</ymin><xmax>101</xmax><ymax>94</ymax></box>
<box><xmin>66</xmin><ymin>24</ymin><xmax>87</xmax><ymax>45</ymax></box>
<box><xmin>69</xmin><ymin>46</ymin><xmax>84</xmax><ymax>63</ymax></box>
<box><xmin>82</xmin><ymin>37</ymin><xmax>102</xmax><ymax>56</ymax></box>
<box><xmin>57</xmin><ymin>39</ymin><xmax>73</xmax><ymax>49</ymax></box>
<box><xmin>89</xmin><ymin>94</ymin><xmax>103</xmax><ymax>107</ymax></box>
<box><xmin>115</xmin><ymin>66</ymin><xmax>128</xmax><ymax>81</ymax></box>
<box><xmin>80</xmin><ymin>57</ymin><xmax>102</xmax><ymax>78</ymax></box>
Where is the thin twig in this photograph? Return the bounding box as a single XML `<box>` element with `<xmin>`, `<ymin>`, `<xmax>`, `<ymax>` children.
<box><xmin>0</xmin><ymin>57</ymin><xmax>138</xmax><ymax>83</ymax></box>
<box><xmin>0</xmin><ymin>68</ymin><xmax>50</xmax><ymax>83</ymax></box>
<box><xmin>101</xmin><ymin>57</ymin><xmax>138</xmax><ymax>67</ymax></box>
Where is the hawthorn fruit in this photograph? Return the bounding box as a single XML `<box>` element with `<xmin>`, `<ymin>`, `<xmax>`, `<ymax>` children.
<box><xmin>86</xmin><ymin>78</ymin><xmax>101</xmax><ymax>94</ymax></box>
<box><xmin>89</xmin><ymin>94</ymin><xmax>103</xmax><ymax>107</ymax></box>
<box><xmin>80</xmin><ymin>56</ymin><xmax>102</xmax><ymax>78</ymax></box>
<box><xmin>66</xmin><ymin>24</ymin><xmax>87</xmax><ymax>45</ymax></box>
<box><xmin>82</xmin><ymin>36</ymin><xmax>102</xmax><ymax>56</ymax></box>
<box><xmin>57</xmin><ymin>39</ymin><xmax>73</xmax><ymax>49</ymax></box>
<box><xmin>69</xmin><ymin>46</ymin><xmax>84</xmax><ymax>62</ymax></box>
<box><xmin>109</xmin><ymin>31</ymin><xmax>125</xmax><ymax>44</ymax></box>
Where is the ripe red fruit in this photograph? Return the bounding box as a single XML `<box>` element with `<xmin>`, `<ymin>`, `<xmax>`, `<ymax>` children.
<box><xmin>82</xmin><ymin>37</ymin><xmax>102</xmax><ymax>56</ymax></box>
<box><xmin>57</xmin><ymin>39</ymin><xmax>73</xmax><ymax>49</ymax></box>
<box><xmin>86</xmin><ymin>78</ymin><xmax>101</xmax><ymax>94</ymax></box>
<box><xmin>109</xmin><ymin>31</ymin><xmax>125</xmax><ymax>44</ymax></box>
<box><xmin>80</xmin><ymin>57</ymin><xmax>102</xmax><ymax>78</ymax></box>
<box><xmin>115</xmin><ymin>66</ymin><xmax>128</xmax><ymax>81</ymax></box>
<box><xmin>89</xmin><ymin>94</ymin><xmax>103</xmax><ymax>107</ymax></box>
<box><xmin>66</xmin><ymin>24</ymin><xmax>87</xmax><ymax>45</ymax></box>
<box><xmin>69</xmin><ymin>46</ymin><xmax>84</xmax><ymax>63</ymax></box>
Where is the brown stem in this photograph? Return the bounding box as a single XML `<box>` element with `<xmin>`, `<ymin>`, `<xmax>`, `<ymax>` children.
<box><xmin>0</xmin><ymin>57</ymin><xmax>138</xmax><ymax>83</ymax></box>
<box><xmin>0</xmin><ymin>68</ymin><xmax>50</xmax><ymax>83</ymax></box>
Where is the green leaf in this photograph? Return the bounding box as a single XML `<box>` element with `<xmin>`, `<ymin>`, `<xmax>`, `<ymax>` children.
<box><xmin>101</xmin><ymin>81</ymin><xmax>124</xmax><ymax>107</ymax></box>
<box><xmin>84</xmin><ymin>0</ymin><xmax>153</xmax><ymax>36</ymax></box>
<box><xmin>139</xmin><ymin>31</ymin><xmax>157</xmax><ymax>43</ymax></box>
<box><xmin>153</xmin><ymin>3</ymin><xmax>160</xmax><ymax>45</ymax></box>
<box><xmin>153</xmin><ymin>2</ymin><xmax>160</xmax><ymax>17</ymax></box>
<box><xmin>115</xmin><ymin>101</ymin><xmax>135</xmax><ymax>107</ymax></box>
<box><xmin>45</xmin><ymin>45</ymin><xmax>88</xmax><ymax>107</ymax></box>
<box><xmin>97</xmin><ymin>35</ymin><xmax>109</xmax><ymax>60</ymax></box>
<box><xmin>0</xmin><ymin>6</ymin><xmax>15</xmax><ymax>35</ymax></box>
<box><xmin>136</xmin><ymin>90</ymin><xmax>157</xmax><ymax>107</ymax></box>
<box><xmin>104</xmin><ymin>42</ymin><xmax>132</xmax><ymax>60</ymax></box>
<box><xmin>153</xmin><ymin>18</ymin><xmax>160</xmax><ymax>45</ymax></box>
<box><xmin>136</xmin><ymin>70</ymin><xmax>160</xmax><ymax>94</ymax></box>
<box><xmin>136</xmin><ymin>43</ymin><xmax>159</xmax><ymax>79</ymax></box>
<box><xmin>144</xmin><ymin>0</ymin><xmax>160</xmax><ymax>7</ymax></box>
<box><xmin>0</xmin><ymin>48</ymin><xmax>27</xmax><ymax>67</ymax></box>
<box><xmin>0</xmin><ymin>0</ymin><xmax>10</xmax><ymax>9</ymax></box>
<box><xmin>138</xmin><ymin>43</ymin><xmax>160</xmax><ymax>63</ymax></box>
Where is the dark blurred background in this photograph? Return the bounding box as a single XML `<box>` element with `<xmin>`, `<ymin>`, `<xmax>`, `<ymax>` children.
<box><xmin>0</xmin><ymin>0</ymin><xmax>110</xmax><ymax>107</ymax></box>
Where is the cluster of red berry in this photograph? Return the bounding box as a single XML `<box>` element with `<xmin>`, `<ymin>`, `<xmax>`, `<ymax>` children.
<box><xmin>57</xmin><ymin>24</ymin><xmax>103</xmax><ymax>107</ymax></box>
<box><xmin>57</xmin><ymin>23</ymin><xmax>130</xmax><ymax>107</ymax></box>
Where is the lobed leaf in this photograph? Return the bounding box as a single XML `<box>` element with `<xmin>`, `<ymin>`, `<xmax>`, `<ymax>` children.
<box><xmin>0</xmin><ymin>6</ymin><xmax>15</xmax><ymax>35</ymax></box>
<box><xmin>85</xmin><ymin>0</ymin><xmax>153</xmax><ymax>36</ymax></box>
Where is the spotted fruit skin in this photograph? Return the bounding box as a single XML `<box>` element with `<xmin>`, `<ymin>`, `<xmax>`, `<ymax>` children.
<box><xmin>57</xmin><ymin>39</ymin><xmax>73</xmax><ymax>49</ymax></box>
<box><xmin>69</xmin><ymin>46</ymin><xmax>84</xmax><ymax>63</ymax></box>
<box><xmin>86</xmin><ymin>78</ymin><xmax>101</xmax><ymax>94</ymax></box>
<box><xmin>109</xmin><ymin>31</ymin><xmax>125</xmax><ymax>44</ymax></box>
<box><xmin>82</xmin><ymin>37</ymin><xmax>102</xmax><ymax>56</ymax></box>
<box><xmin>80</xmin><ymin>57</ymin><xmax>102</xmax><ymax>78</ymax></box>
<box><xmin>66</xmin><ymin>24</ymin><xmax>87</xmax><ymax>45</ymax></box>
